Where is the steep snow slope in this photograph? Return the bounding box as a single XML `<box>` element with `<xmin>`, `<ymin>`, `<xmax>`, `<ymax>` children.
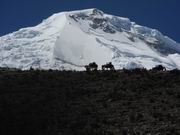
<box><xmin>0</xmin><ymin>13</ymin><xmax>67</xmax><ymax>70</ymax></box>
<box><xmin>0</xmin><ymin>8</ymin><xmax>180</xmax><ymax>70</ymax></box>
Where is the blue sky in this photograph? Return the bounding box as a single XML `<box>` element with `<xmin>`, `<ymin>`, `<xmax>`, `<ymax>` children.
<box><xmin>0</xmin><ymin>0</ymin><xmax>180</xmax><ymax>42</ymax></box>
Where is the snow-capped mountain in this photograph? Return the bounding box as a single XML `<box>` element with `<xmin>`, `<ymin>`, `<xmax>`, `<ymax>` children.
<box><xmin>0</xmin><ymin>8</ymin><xmax>180</xmax><ymax>70</ymax></box>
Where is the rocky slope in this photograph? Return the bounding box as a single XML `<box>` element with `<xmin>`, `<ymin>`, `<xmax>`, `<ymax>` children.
<box><xmin>0</xmin><ymin>69</ymin><xmax>180</xmax><ymax>135</ymax></box>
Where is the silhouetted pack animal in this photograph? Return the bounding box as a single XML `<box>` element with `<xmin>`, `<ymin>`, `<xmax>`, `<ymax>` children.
<box><xmin>102</xmin><ymin>62</ymin><xmax>115</xmax><ymax>70</ymax></box>
<box><xmin>152</xmin><ymin>65</ymin><xmax>166</xmax><ymax>71</ymax></box>
<box><xmin>85</xmin><ymin>62</ymin><xmax>98</xmax><ymax>71</ymax></box>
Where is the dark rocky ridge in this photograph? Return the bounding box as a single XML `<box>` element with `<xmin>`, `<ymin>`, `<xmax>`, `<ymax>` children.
<box><xmin>0</xmin><ymin>69</ymin><xmax>180</xmax><ymax>135</ymax></box>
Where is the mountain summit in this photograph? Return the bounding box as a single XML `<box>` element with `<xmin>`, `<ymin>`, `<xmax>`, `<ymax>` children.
<box><xmin>0</xmin><ymin>8</ymin><xmax>180</xmax><ymax>70</ymax></box>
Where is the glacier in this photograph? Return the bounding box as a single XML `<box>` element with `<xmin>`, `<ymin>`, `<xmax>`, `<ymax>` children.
<box><xmin>0</xmin><ymin>8</ymin><xmax>180</xmax><ymax>70</ymax></box>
